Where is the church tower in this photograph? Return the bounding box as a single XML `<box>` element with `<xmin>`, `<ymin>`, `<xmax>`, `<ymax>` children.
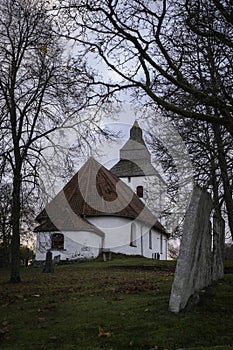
<box><xmin>110</xmin><ymin>121</ymin><xmax>165</xmax><ymax>215</ymax></box>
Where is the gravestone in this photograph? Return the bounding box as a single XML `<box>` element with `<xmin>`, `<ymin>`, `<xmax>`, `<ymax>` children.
<box><xmin>102</xmin><ymin>249</ymin><xmax>112</xmax><ymax>262</ymax></box>
<box><xmin>42</xmin><ymin>251</ymin><xmax>54</xmax><ymax>273</ymax></box>
<box><xmin>169</xmin><ymin>186</ymin><xmax>213</xmax><ymax>313</ymax></box>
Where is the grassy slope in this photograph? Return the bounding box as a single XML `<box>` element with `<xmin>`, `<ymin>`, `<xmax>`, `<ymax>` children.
<box><xmin>0</xmin><ymin>256</ymin><xmax>233</xmax><ymax>350</ymax></box>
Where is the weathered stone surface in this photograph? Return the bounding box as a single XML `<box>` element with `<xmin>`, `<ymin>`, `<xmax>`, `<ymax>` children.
<box><xmin>42</xmin><ymin>251</ymin><xmax>54</xmax><ymax>273</ymax></box>
<box><xmin>169</xmin><ymin>186</ymin><xmax>213</xmax><ymax>313</ymax></box>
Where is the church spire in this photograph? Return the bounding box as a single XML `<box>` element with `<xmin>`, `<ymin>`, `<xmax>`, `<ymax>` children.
<box><xmin>110</xmin><ymin>120</ymin><xmax>158</xmax><ymax>177</ymax></box>
<box><xmin>130</xmin><ymin>120</ymin><xmax>146</xmax><ymax>146</ymax></box>
<box><xmin>119</xmin><ymin>120</ymin><xmax>151</xmax><ymax>162</ymax></box>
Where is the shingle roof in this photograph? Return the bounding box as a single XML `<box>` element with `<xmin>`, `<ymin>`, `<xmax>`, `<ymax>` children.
<box><xmin>110</xmin><ymin>159</ymin><xmax>158</xmax><ymax>177</ymax></box>
<box><xmin>35</xmin><ymin>157</ymin><xmax>167</xmax><ymax>235</ymax></box>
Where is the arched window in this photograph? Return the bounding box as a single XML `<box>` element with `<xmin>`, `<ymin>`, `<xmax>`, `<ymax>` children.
<box><xmin>136</xmin><ymin>185</ymin><xmax>143</xmax><ymax>198</ymax></box>
<box><xmin>160</xmin><ymin>234</ymin><xmax>163</xmax><ymax>254</ymax></box>
<box><xmin>51</xmin><ymin>233</ymin><xmax>64</xmax><ymax>250</ymax></box>
<box><xmin>130</xmin><ymin>223</ymin><xmax>137</xmax><ymax>247</ymax></box>
<box><xmin>149</xmin><ymin>230</ymin><xmax>152</xmax><ymax>249</ymax></box>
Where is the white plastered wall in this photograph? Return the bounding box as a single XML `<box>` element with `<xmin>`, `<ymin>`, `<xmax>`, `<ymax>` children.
<box><xmin>88</xmin><ymin>216</ymin><xmax>167</xmax><ymax>260</ymax></box>
<box><xmin>35</xmin><ymin>217</ymin><xmax>168</xmax><ymax>261</ymax></box>
<box><xmin>35</xmin><ymin>230</ymin><xmax>102</xmax><ymax>261</ymax></box>
<box><xmin>120</xmin><ymin>175</ymin><xmax>166</xmax><ymax>217</ymax></box>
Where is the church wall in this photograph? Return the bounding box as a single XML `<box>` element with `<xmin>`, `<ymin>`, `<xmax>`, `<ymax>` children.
<box><xmin>120</xmin><ymin>175</ymin><xmax>165</xmax><ymax>216</ymax></box>
<box><xmin>35</xmin><ymin>231</ymin><xmax>102</xmax><ymax>261</ymax></box>
<box><xmin>120</xmin><ymin>148</ymin><xmax>150</xmax><ymax>161</ymax></box>
<box><xmin>88</xmin><ymin>216</ymin><xmax>133</xmax><ymax>249</ymax></box>
<box><xmin>35</xmin><ymin>218</ymin><xmax>168</xmax><ymax>262</ymax></box>
<box><xmin>141</xmin><ymin>226</ymin><xmax>168</xmax><ymax>260</ymax></box>
<box><xmin>88</xmin><ymin>216</ymin><xmax>168</xmax><ymax>260</ymax></box>
<box><xmin>108</xmin><ymin>227</ymin><xmax>167</xmax><ymax>260</ymax></box>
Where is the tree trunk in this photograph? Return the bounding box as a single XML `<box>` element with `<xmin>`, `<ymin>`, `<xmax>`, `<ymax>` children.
<box><xmin>213</xmin><ymin>124</ymin><xmax>233</xmax><ymax>240</ymax></box>
<box><xmin>9</xmin><ymin>173</ymin><xmax>21</xmax><ymax>283</ymax></box>
<box><xmin>224</xmin><ymin>110</ymin><xmax>233</xmax><ymax>140</ymax></box>
<box><xmin>212</xmin><ymin>210</ymin><xmax>225</xmax><ymax>281</ymax></box>
<box><xmin>2</xmin><ymin>219</ymin><xmax>10</xmax><ymax>267</ymax></box>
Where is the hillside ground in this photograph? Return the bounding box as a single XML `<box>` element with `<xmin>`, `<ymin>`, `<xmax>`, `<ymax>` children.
<box><xmin>0</xmin><ymin>255</ymin><xmax>233</xmax><ymax>350</ymax></box>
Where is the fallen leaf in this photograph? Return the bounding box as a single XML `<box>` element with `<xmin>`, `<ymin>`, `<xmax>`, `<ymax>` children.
<box><xmin>98</xmin><ymin>326</ymin><xmax>111</xmax><ymax>338</ymax></box>
<box><xmin>0</xmin><ymin>327</ymin><xmax>9</xmax><ymax>334</ymax></box>
<box><xmin>45</xmin><ymin>304</ymin><xmax>56</xmax><ymax>311</ymax></box>
<box><xmin>49</xmin><ymin>336</ymin><xmax>58</xmax><ymax>341</ymax></box>
<box><xmin>115</xmin><ymin>296</ymin><xmax>125</xmax><ymax>301</ymax></box>
<box><xmin>15</xmin><ymin>294</ymin><xmax>24</xmax><ymax>299</ymax></box>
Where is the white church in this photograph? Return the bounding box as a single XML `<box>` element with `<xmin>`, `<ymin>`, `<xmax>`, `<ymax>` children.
<box><xmin>35</xmin><ymin>121</ymin><xmax>169</xmax><ymax>262</ymax></box>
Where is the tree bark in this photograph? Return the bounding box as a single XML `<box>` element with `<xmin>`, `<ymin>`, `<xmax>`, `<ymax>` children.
<box><xmin>9</xmin><ymin>172</ymin><xmax>21</xmax><ymax>283</ymax></box>
<box><xmin>213</xmin><ymin>124</ymin><xmax>233</xmax><ymax>239</ymax></box>
<box><xmin>2</xmin><ymin>218</ymin><xmax>10</xmax><ymax>267</ymax></box>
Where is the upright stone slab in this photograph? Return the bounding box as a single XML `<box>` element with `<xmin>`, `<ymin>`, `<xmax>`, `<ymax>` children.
<box><xmin>42</xmin><ymin>251</ymin><xmax>54</xmax><ymax>273</ymax></box>
<box><xmin>169</xmin><ymin>187</ymin><xmax>213</xmax><ymax>313</ymax></box>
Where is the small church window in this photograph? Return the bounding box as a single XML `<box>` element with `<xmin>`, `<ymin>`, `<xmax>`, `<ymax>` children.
<box><xmin>160</xmin><ymin>234</ymin><xmax>163</xmax><ymax>254</ymax></box>
<box><xmin>130</xmin><ymin>223</ymin><xmax>137</xmax><ymax>247</ymax></box>
<box><xmin>149</xmin><ymin>230</ymin><xmax>152</xmax><ymax>249</ymax></box>
<box><xmin>136</xmin><ymin>185</ymin><xmax>143</xmax><ymax>198</ymax></box>
<box><xmin>128</xmin><ymin>177</ymin><xmax>131</xmax><ymax>183</ymax></box>
<box><xmin>51</xmin><ymin>233</ymin><xmax>64</xmax><ymax>250</ymax></box>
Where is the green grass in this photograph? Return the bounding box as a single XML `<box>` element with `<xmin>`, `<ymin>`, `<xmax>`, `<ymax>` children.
<box><xmin>0</xmin><ymin>255</ymin><xmax>233</xmax><ymax>350</ymax></box>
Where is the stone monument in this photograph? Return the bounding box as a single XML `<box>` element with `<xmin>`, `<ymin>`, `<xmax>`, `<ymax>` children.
<box><xmin>42</xmin><ymin>251</ymin><xmax>54</xmax><ymax>273</ymax></box>
<box><xmin>169</xmin><ymin>186</ymin><xmax>214</xmax><ymax>313</ymax></box>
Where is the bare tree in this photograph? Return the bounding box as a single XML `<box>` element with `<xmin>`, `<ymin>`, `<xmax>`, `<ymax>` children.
<box><xmin>0</xmin><ymin>183</ymin><xmax>12</xmax><ymax>267</ymax></box>
<box><xmin>59</xmin><ymin>0</ymin><xmax>233</xmax><ymax>136</ymax></box>
<box><xmin>58</xmin><ymin>0</ymin><xmax>233</xmax><ymax>238</ymax></box>
<box><xmin>0</xmin><ymin>0</ymin><xmax>109</xmax><ymax>282</ymax></box>
<box><xmin>148</xmin><ymin>115</ymin><xmax>233</xmax><ymax>236</ymax></box>
<box><xmin>145</xmin><ymin>7</ymin><xmax>233</xmax><ymax>238</ymax></box>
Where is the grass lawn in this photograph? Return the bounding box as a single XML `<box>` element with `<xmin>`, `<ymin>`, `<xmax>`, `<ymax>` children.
<box><xmin>0</xmin><ymin>255</ymin><xmax>233</xmax><ymax>350</ymax></box>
